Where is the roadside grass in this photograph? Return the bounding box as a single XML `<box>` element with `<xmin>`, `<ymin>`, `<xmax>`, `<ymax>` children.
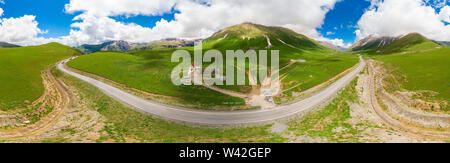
<box><xmin>58</xmin><ymin>71</ymin><xmax>286</xmax><ymax>143</ymax></box>
<box><xmin>0</xmin><ymin>43</ymin><xmax>81</xmax><ymax>110</ymax></box>
<box><xmin>279</xmin><ymin>51</ymin><xmax>358</xmax><ymax>97</ymax></box>
<box><xmin>203</xmin><ymin>29</ymin><xmax>359</xmax><ymax>95</ymax></box>
<box><xmin>372</xmin><ymin>47</ymin><xmax>450</xmax><ymax>111</ymax></box>
<box><xmin>287</xmin><ymin>78</ymin><xmax>375</xmax><ymax>143</ymax></box>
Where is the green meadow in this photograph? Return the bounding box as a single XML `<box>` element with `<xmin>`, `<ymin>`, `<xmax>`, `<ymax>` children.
<box><xmin>52</xmin><ymin>70</ymin><xmax>285</xmax><ymax>143</ymax></box>
<box><xmin>373</xmin><ymin>47</ymin><xmax>450</xmax><ymax>106</ymax></box>
<box><xmin>0</xmin><ymin>43</ymin><xmax>81</xmax><ymax>110</ymax></box>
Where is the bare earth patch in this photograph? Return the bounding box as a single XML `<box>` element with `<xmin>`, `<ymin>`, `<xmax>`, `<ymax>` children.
<box><xmin>0</xmin><ymin>67</ymin><xmax>106</xmax><ymax>143</ymax></box>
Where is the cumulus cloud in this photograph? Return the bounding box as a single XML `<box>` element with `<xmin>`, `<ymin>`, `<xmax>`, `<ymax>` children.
<box><xmin>1</xmin><ymin>0</ymin><xmax>344</xmax><ymax>46</ymax></box>
<box><xmin>64</xmin><ymin>0</ymin><xmax>176</xmax><ymax>17</ymax></box>
<box><xmin>0</xmin><ymin>1</ymin><xmax>54</xmax><ymax>46</ymax></box>
<box><xmin>0</xmin><ymin>15</ymin><xmax>49</xmax><ymax>45</ymax></box>
<box><xmin>318</xmin><ymin>37</ymin><xmax>352</xmax><ymax>48</ymax></box>
<box><xmin>355</xmin><ymin>0</ymin><xmax>450</xmax><ymax>41</ymax></box>
<box><xmin>439</xmin><ymin>5</ymin><xmax>450</xmax><ymax>22</ymax></box>
<box><xmin>60</xmin><ymin>0</ymin><xmax>342</xmax><ymax>46</ymax></box>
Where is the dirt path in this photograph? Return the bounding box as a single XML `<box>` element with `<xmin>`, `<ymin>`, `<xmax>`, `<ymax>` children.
<box><xmin>0</xmin><ymin>66</ymin><xmax>72</xmax><ymax>139</ymax></box>
<box><xmin>366</xmin><ymin>59</ymin><xmax>450</xmax><ymax>139</ymax></box>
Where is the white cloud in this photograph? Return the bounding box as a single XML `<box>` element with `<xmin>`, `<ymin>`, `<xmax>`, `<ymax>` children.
<box><xmin>64</xmin><ymin>0</ymin><xmax>176</xmax><ymax>17</ymax></box>
<box><xmin>326</xmin><ymin>31</ymin><xmax>335</xmax><ymax>35</ymax></box>
<box><xmin>60</xmin><ymin>0</ymin><xmax>341</xmax><ymax>46</ymax></box>
<box><xmin>0</xmin><ymin>15</ymin><xmax>49</xmax><ymax>45</ymax></box>
<box><xmin>318</xmin><ymin>37</ymin><xmax>352</xmax><ymax>48</ymax></box>
<box><xmin>439</xmin><ymin>5</ymin><xmax>450</xmax><ymax>22</ymax></box>
<box><xmin>1</xmin><ymin>0</ymin><xmax>344</xmax><ymax>46</ymax></box>
<box><xmin>356</xmin><ymin>0</ymin><xmax>450</xmax><ymax>41</ymax></box>
<box><xmin>0</xmin><ymin>0</ymin><xmax>4</xmax><ymax>17</ymax></box>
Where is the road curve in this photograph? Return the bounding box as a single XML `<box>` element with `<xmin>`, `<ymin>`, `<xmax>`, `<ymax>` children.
<box><xmin>57</xmin><ymin>56</ymin><xmax>365</xmax><ymax>126</ymax></box>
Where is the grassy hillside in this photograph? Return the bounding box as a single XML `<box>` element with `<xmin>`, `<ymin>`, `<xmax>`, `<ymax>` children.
<box><xmin>202</xmin><ymin>23</ymin><xmax>358</xmax><ymax>95</ymax></box>
<box><xmin>68</xmin><ymin>23</ymin><xmax>359</xmax><ymax>108</ymax></box>
<box><xmin>203</xmin><ymin>22</ymin><xmax>324</xmax><ymax>51</ymax></box>
<box><xmin>350</xmin><ymin>36</ymin><xmax>398</xmax><ymax>52</ymax></box>
<box><xmin>373</xmin><ymin>47</ymin><xmax>450</xmax><ymax>104</ymax></box>
<box><xmin>0</xmin><ymin>43</ymin><xmax>82</xmax><ymax>110</ymax></box>
<box><xmin>362</xmin><ymin>33</ymin><xmax>440</xmax><ymax>55</ymax></box>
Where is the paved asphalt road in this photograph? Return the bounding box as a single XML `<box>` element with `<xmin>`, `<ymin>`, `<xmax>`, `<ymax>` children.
<box><xmin>58</xmin><ymin>56</ymin><xmax>365</xmax><ymax>126</ymax></box>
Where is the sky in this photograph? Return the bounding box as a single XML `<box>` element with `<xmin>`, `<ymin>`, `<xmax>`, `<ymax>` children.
<box><xmin>0</xmin><ymin>0</ymin><xmax>449</xmax><ymax>47</ymax></box>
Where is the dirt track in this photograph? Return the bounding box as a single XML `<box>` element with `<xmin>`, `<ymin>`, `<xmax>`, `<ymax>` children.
<box><xmin>366</xmin><ymin>59</ymin><xmax>450</xmax><ymax>139</ymax></box>
<box><xmin>0</xmin><ymin>66</ymin><xmax>72</xmax><ymax>139</ymax></box>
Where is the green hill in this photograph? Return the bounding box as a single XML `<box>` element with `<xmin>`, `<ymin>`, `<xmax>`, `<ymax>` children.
<box><xmin>356</xmin><ymin>33</ymin><xmax>440</xmax><ymax>55</ymax></box>
<box><xmin>203</xmin><ymin>22</ymin><xmax>325</xmax><ymax>51</ymax></box>
<box><xmin>0</xmin><ymin>42</ymin><xmax>82</xmax><ymax>110</ymax></box>
<box><xmin>373</xmin><ymin>47</ymin><xmax>450</xmax><ymax>111</ymax></box>
<box><xmin>375</xmin><ymin>33</ymin><xmax>440</xmax><ymax>54</ymax></box>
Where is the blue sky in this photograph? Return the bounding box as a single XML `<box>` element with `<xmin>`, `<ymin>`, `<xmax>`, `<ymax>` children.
<box><xmin>0</xmin><ymin>0</ymin><xmax>370</xmax><ymax>44</ymax></box>
<box><xmin>0</xmin><ymin>0</ymin><xmax>177</xmax><ymax>38</ymax></box>
<box><xmin>319</xmin><ymin>0</ymin><xmax>371</xmax><ymax>44</ymax></box>
<box><xmin>0</xmin><ymin>0</ymin><xmax>448</xmax><ymax>46</ymax></box>
<box><xmin>0</xmin><ymin>0</ymin><xmax>74</xmax><ymax>38</ymax></box>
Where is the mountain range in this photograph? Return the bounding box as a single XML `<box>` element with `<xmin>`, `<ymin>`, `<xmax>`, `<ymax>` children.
<box><xmin>0</xmin><ymin>42</ymin><xmax>21</xmax><ymax>48</ymax></box>
<box><xmin>318</xmin><ymin>41</ymin><xmax>346</xmax><ymax>51</ymax></box>
<box><xmin>432</xmin><ymin>41</ymin><xmax>450</xmax><ymax>47</ymax></box>
<box><xmin>76</xmin><ymin>38</ymin><xmax>199</xmax><ymax>53</ymax></box>
<box><xmin>350</xmin><ymin>33</ymin><xmax>441</xmax><ymax>54</ymax></box>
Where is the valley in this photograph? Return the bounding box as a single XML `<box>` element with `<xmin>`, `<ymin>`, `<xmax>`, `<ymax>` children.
<box><xmin>67</xmin><ymin>23</ymin><xmax>359</xmax><ymax>110</ymax></box>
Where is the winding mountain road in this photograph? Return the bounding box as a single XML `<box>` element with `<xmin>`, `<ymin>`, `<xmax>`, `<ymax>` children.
<box><xmin>57</xmin><ymin>56</ymin><xmax>365</xmax><ymax>126</ymax></box>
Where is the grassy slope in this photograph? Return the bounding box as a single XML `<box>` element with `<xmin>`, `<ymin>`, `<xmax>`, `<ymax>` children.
<box><xmin>373</xmin><ymin>47</ymin><xmax>450</xmax><ymax>102</ymax></box>
<box><xmin>361</xmin><ymin>33</ymin><xmax>440</xmax><ymax>55</ymax></box>
<box><xmin>0</xmin><ymin>43</ymin><xmax>82</xmax><ymax>110</ymax></box>
<box><xmin>203</xmin><ymin>23</ymin><xmax>359</xmax><ymax>94</ymax></box>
